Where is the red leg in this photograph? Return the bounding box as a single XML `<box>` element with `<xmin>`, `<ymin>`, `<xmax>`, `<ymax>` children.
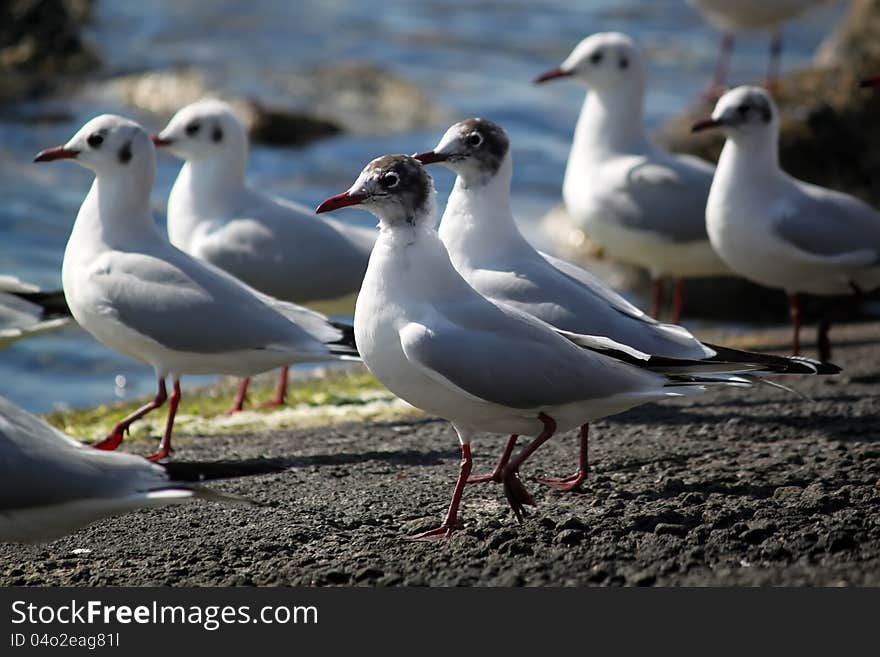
<box><xmin>788</xmin><ymin>293</ymin><xmax>802</xmax><ymax>356</ymax></box>
<box><xmin>260</xmin><ymin>366</ymin><xmax>289</xmax><ymax>409</ymax></box>
<box><xmin>146</xmin><ymin>379</ymin><xmax>181</xmax><ymax>462</ymax></box>
<box><xmin>500</xmin><ymin>413</ymin><xmax>557</xmax><ymax>522</ymax></box>
<box><xmin>93</xmin><ymin>379</ymin><xmax>167</xmax><ymax>451</ymax></box>
<box><xmin>537</xmin><ymin>423</ymin><xmax>590</xmax><ymax>492</ymax></box>
<box><xmin>225</xmin><ymin>377</ymin><xmax>250</xmax><ymax>415</ymax></box>
<box><xmin>468</xmin><ymin>435</ymin><xmax>518</xmax><ymax>484</ymax></box>
<box><xmin>706</xmin><ymin>32</ymin><xmax>734</xmax><ymax>99</ymax></box>
<box><xmin>407</xmin><ymin>443</ymin><xmax>473</xmax><ymax>540</ymax></box>
<box><xmin>650</xmin><ymin>276</ymin><xmax>664</xmax><ymax>319</ymax></box>
<box><xmin>766</xmin><ymin>29</ymin><xmax>783</xmax><ymax>92</ymax></box>
<box><xmin>671</xmin><ymin>278</ymin><xmax>685</xmax><ymax>324</ymax></box>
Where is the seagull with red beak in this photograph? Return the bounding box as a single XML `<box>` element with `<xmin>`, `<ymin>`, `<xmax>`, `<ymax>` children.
<box><xmin>534</xmin><ymin>32</ymin><xmax>727</xmax><ymax>323</ymax></box>
<box><xmin>695</xmin><ymin>86</ymin><xmax>880</xmax><ymax>361</ymax></box>
<box><xmin>153</xmin><ymin>100</ymin><xmax>374</xmax><ymax>414</ymax></box>
<box><xmin>35</xmin><ymin>114</ymin><xmax>357</xmax><ymax>461</ymax></box>
<box><xmin>315</xmin><ymin>153</ymin><xmax>795</xmax><ymax>539</ymax></box>
<box><xmin>413</xmin><ymin>118</ymin><xmax>839</xmax><ymax>493</ymax></box>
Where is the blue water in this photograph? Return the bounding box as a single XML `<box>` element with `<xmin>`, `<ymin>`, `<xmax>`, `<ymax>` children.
<box><xmin>0</xmin><ymin>0</ymin><xmax>846</xmax><ymax>411</ymax></box>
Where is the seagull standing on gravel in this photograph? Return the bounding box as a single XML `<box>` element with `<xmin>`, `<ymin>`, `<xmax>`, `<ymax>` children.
<box><xmin>694</xmin><ymin>86</ymin><xmax>880</xmax><ymax>361</ymax></box>
<box><xmin>154</xmin><ymin>100</ymin><xmax>375</xmax><ymax>413</ymax></box>
<box><xmin>34</xmin><ymin>115</ymin><xmax>357</xmax><ymax>461</ymax></box>
<box><xmin>0</xmin><ymin>395</ymin><xmax>281</xmax><ymax>543</ymax></box>
<box><xmin>415</xmin><ymin>117</ymin><xmax>840</xmax><ymax>491</ymax></box>
<box><xmin>0</xmin><ymin>276</ymin><xmax>71</xmax><ymax>349</ymax></box>
<box><xmin>314</xmin><ymin>154</ymin><xmax>812</xmax><ymax>539</ymax></box>
<box><xmin>535</xmin><ymin>32</ymin><xmax>728</xmax><ymax>322</ymax></box>
<box><xmin>687</xmin><ymin>0</ymin><xmax>835</xmax><ymax>94</ymax></box>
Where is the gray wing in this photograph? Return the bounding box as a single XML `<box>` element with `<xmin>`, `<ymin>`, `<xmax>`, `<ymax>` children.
<box><xmin>774</xmin><ymin>181</ymin><xmax>880</xmax><ymax>263</ymax></box>
<box><xmin>399</xmin><ymin>298</ymin><xmax>655</xmax><ymax>409</ymax></box>
<box><xmin>606</xmin><ymin>151</ymin><xmax>713</xmax><ymax>243</ymax></box>
<box><xmin>0</xmin><ymin>396</ymin><xmax>167</xmax><ymax>512</ymax></box>
<box><xmin>481</xmin><ymin>251</ymin><xmax>712</xmax><ymax>360</ymax></box>
<box><xmin>87</xmin><ymin>249</ymin><xmax>334</xmax><ymax>356</ymax></box>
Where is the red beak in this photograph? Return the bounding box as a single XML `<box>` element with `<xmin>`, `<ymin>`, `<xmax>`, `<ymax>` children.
<box><xmin>860</xmin><ymin>73</ymin><xmax>880</xmax><ymax>89</ymax></box>
<box><xmin>691</xmin><ymin>118</ymin><xmax>723</xmax><ymax>133</ymax></box>
<box><xmin>33</xmin><ymin>146</ymin><xmax>79</xmax><ymax>163</ymax></box>
<box><xmin>315</xmin><ymin>191</ymin><xmax>369</xmax><ymax>214</ymax></box>
<box><xmin>152</xmin><ymin>135</ymin><xmax>173</xmax><ymax>147</ymax></box>
<box><xmin>534</xmin><ymin>67</ymin><xmax>572</xmax><ymax>84</ymax></box>
<box><xmin>412</xmin><ymin>151</ymin><xmax>449</xmax><ymax>164</ymax></box>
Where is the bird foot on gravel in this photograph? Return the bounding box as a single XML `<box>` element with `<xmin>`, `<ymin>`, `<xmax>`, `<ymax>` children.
<box><xmin>502</xmin><ymin>471</ymin><xmax>536</xmax><ymax>523</ymax></box>
<box><xmin>92</xmin><ymin>429</ymin><xmax>125</xmax><ymax>451</ymax></box>
<box><xmin>536</xmin><ymin>468</ymin><xmax>587</xmax><ymax>493</ymax></box>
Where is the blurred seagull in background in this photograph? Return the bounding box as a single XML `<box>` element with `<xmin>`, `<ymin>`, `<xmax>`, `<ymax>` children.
<box><xmin>0</xmin><ymin>395</ymin><xmax>282</xmax><ymax>543</ymax></box>
<box><xmin>694</xmin><ymin>86</ymin><xmax>880</xmax><ymax>361</ymax></box>
<box><xmin>315</xmin><ymin>154</ymin><xmax>825</xmax><ymax>538</ymax></box>
<box><xmin>415</xmin><ymin>117</ymin><xmax>840</xmax><ymax>491</ymax></box>
<box><xmin>0</xmin><ymin>276</ymin><xmax>71</xmax><ymax>349</ymax></box>
<box><xmin>535</xmin><ymin>32</ymin><xmax>728</xmax><ymax>322</ymax></box>
<box><xmin>154</xmin><ymin>100</ymin><xmax>374</xmax><ymax>413</ymax></box>
<box><xmin>34</xmin><ymin>115</ymin><xmax>357</xmax><ymax>461</ymax></box>
<box><xmin>687</xmin><ymin>0</ymin><xmax>837</xmax><ymax>95</ymax></box>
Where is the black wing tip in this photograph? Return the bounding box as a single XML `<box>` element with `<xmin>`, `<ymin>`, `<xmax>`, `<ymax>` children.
<box><xmin>162</xmin><ymin>458</ymin><xmax>287</xmax><ymax>483</ymax></box>
<box><xmin>8</xmin><ymin>289</ymin><xmax>71</xmax><ymax>319</ymax></box>
<box><xmin>328</xmin><ymin>320</ymin><xmax>358</xmax><ymax>354</ymax></box>
<box><xmin>703</xmin><ymin>342</ymin><xmax>843</xmax><ymax>375</ymax></box>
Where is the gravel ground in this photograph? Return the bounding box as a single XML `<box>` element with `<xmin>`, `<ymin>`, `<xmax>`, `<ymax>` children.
<box><xmin>1</xmin><ymin>322</ymin><xmax>878</xmax><ymax>587</ymax></box>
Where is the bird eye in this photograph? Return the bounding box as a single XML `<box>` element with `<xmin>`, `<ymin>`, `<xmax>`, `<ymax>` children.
<box><xmin>185</xmin><ymin>122</ymin><xmax>201</xmax><ymax>136</ymax></box>
<box><xmin>619</xmin><ymin>56</ymin><xmax>629</xmax><ymax>69</ymax></box>
<box><xmin>87</xmin><ymin>134</ymin><xmax>103</xmax><ymax>148</ymax></box>
<box><xmin>737</xmin><ymin>105</ymin><xmax>750</xmax><ymax>117</ymax></box>
<box><xmin>590</xmin><ymin>50</ymin><xmax>603</xmax><ymax>64</ymax></box>
<box><xmin>465</xmin><ymin>132</ymin><xmax>483</xmax><ymax>148</ymax></box>
<box><xmin>379</xmin><ymin>172</ymin><xmax>399</xmax><ymax>189</ymax></box>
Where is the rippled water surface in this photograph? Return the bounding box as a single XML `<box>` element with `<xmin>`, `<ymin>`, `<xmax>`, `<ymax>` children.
<box><xmin>0</xmin><ymin>0</ymin><xmax>847</xmax><ymax>411</ymax></box>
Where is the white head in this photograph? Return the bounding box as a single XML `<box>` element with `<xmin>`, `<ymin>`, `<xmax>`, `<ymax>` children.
<box><xmin>535</xmin><ymin>32</ymin><xmax>646</xmax><ymax>93</ymax></box>
<box><xmin>414</xmin><ymin>117</ymin><xmax>510</xmax><ymax>187</ymax></box>
<box><xmin>34</xmin><ymin>114</ymin><xmax>155</xmax><ymax>180</ymax></box>
<box><xmin>153</xmin><ymin>99</ymin><xmax>248</xmax><ymax>164</ymax></box>
<box><xmin>692</xmin><ymin>86</ymin><xmax>779</xmax><ymax>142</ymax></box>
<box><xmin>315</xmin><ymin>154</ymin><xmax>436</xmax><ymax>230</ymax></box>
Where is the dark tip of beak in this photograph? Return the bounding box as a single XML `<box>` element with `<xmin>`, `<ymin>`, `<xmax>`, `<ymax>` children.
<box><xmin>860</xmin><ymin>74</ymin><xmax>880</xmax><ymax>89</ymax></box>
<box><xmin>33</xmin><ymin>146</ymin><xmax>79</xmax><ymax>163</ymax></box>
<box><xmin>315</xmin><ymin>191</ymin><xmax>369</xmax><ymax>214</ymax></box>
<box><xmin>412</xmin><ymin>151</ymin><xmax>449</xmax><ymax>165</ymax></box>
<box><xmin>691</xmin><ymin>118</ymin><xmax>723</xmax><ymax>133</ymax></box>
<box><xmin>152</xmin><ymin>135</ymin><xmax>173</xmax><ymax>147</ymax></box>
<box><xmin>534</xmin><ymin>67</ymin><xmax>571</xmax><ymax>84</ymax></box>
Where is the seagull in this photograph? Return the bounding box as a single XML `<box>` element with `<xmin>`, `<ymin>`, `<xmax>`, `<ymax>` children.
<box><xmin>694</xmin><ymin>86</ymin><xmax>880</xmax><ymax>361</ymax></box>
<box><xmin>415</xmin><ymin>117</ymin><xmax>841</xmax><ymax>491</ymax></box>
<box><xmin>154</xmin><ymin>99</ymin><xmax>375</xmax><ymax>413</ymax></box>
<box><xmin>314</xmin><ymin>154</ymin><xmax>813</xmax><ymax>539</ymax></box>
<box><xmin>687</xmin><ymin>0</ymin><xmax>835</xmax><ymax>95</ymax></box>
<box><xmin>34</xmin><ymin>114</ymin><xmax>358</xmax><ymax>461</ymax></box>
<box><xmin>535</xmin><ymin>32</ymin><xmax>728</xmax><ymax>322</ymax></box>
<box><xmin>0</xmin><ymin>394</ymin><xmax>283</xmax><ymax>543</ymax></box>
<box><xmin>0</xmin><ymin>276</ymin><xmax>71</xmax><ymax>349</ymax></box>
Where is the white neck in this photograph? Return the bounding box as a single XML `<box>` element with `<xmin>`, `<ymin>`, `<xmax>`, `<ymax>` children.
<box><xmin>439</xmin><ymin>154</ymin><xmax>531</xmax><ymax>268</ymax></box>
<box><xmin>166</xmin><ymin>153</ymin><xmax>247</xmax><ymax>248</ymax></box>
<box><xmin>569</xmin><ymin>83</ymin><xmax>650</xmax><ymax>159</ymax></box>
<box><xmin>714</xmin><ymin>129</ymin><xmax>782</xmax><ymax>199</ymax></box>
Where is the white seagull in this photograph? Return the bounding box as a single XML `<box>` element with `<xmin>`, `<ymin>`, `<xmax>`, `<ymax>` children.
<box><xmin>0</xmin><ymin>394</ymin><xmax>281</xmax><ymax>543</ymax></box>
<box><xmin>34</xmin><ymin>114</ymin><xmax>357</xmax><ymax>461</ymax></box>
<box><xmin>315</xmin><ymin>154</ymin><xmax>798</xmax><ymax>539</ymax></box>
<box><xmin>694</xmin><ymin>86</ymin><xmax>880</xmax><ymax>361</ymax></box>
<box><xmin>154</xmin><ymin>99</ymin><xmax>375</xmax><ymax>412</ymax></box>
<box><xmin>687</xmin><ymin>0</ymin><xmax>835</xmax><ymax>95</ymax></box>
<box><xmin>415</xmin><ymin>117</ymin><xmax>840</xmax><ymax>491</ymax></box>
<box><xmin>0</xmin><ymin>276</ymin><xmax>71</xmax><ymax>349</ymax></box>
<box><xmin>535</xmin><ymin>32</ymin><xmax>728</xmax><ymax>322</ymax></box>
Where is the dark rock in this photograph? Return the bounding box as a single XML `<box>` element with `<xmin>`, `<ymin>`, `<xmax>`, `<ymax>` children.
<box><xmin>0</xmin><ymin>0</ymin><xmax>98</xmax><ymax>106</ymax></box>
<box><xmin>825</xmin><ymin>531</ymin><xmax>857</xmax><ymax>553</ymax></box>
<box><xmin>554</xmin><ymin>529</ymin><xmax>586</xmax><ymax>546</ymax></box>
<box><xmin>558</xmin><ymin>515</ymin><xmax>589</xmax><ymax>532</ymax></box>
<box><xmin>654</xmin><ymin>523</ymin><xmax>689</xmax><ymax>537</ymax></box>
